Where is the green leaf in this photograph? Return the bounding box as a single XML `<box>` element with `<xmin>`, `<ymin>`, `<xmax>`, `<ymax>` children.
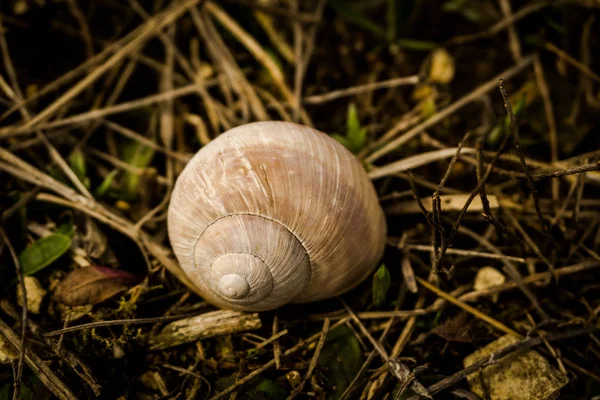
<box><xmin>94</xmin><ymin>169</ymin><xmax>119</xmax><ymax>198</ymax></box>
<box><xmin>372</xmin><ymin>264</ymin><xmax>391</xmax><ymax>307</ymax></box>
<box><xmin>346</xmin><ymin>103</ymin><xmax>367</xmax><ymax>152</ymax></box>
<box><xmin>55</xmin><ymin>222</ymin><xmax>74</xmax><ymax>238</ymax></box>
<box><xmin>317</xmin><ymin>325</ymin><xmax>364</xmax><ymax>399</ymax></box>
<box><xmin>68</xmin><ymin>148</ymin><xmax>87</xmax><ymax>182</ymax></box>
<box><xmin>121</xmin><ymin>141</ymin><xmax>155</xmax><ymax>200</ymax></box>
<box><xmin>19</xmin><ymin>234</ymin><xmax>71</xmax><ymax>275</ymax></box>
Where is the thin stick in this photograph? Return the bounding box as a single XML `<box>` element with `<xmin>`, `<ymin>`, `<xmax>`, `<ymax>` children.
<box><xmin>404</xmin><ymin>244</ymin><xmax>526</xmax><ymax>263</ymax></box>
<box><xmin>498</xmin><ymin>79</ymin><xmax>547</xmax><ymax>233</ymax></box>
<box><xmin>533</xmin><ymin>55</ymin><xmax>559</xmax><ymax>202</ymax></box>
<box><xmin>272</xmin><ymin>314</ymin><xmax>282</xmax><ymax>370</ymax></box>
<box><xmin>415</xmin><ymin>277</ymin><xmax>521</xmax><ymax>338</ymax></box>
<box><xmin>448</xmin><ymin>1</ymin><xmax>555</xmax><ymax>45</ymax></box>
<box><xmin>533</xmin><ymin>160</ymin><xmax>600</xmax><ymax>181</ymax></box>
<box><xmin>303</xmin><ymin>75</ymin><xmax>419</xmax><ymax>104</ymax></box>
<box><xmin>44</xmin><ymin>313</ymin><xmax>201</xmax><ymax>337</ymax></box>
<box><xmin>545</xmin><ymin>42</ymin><xmax>600</xmax><ymax>84</ymax></box>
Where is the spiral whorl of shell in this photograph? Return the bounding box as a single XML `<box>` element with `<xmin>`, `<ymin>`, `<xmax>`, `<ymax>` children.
<box><xmin>168</xmin><ymin>121</ymin><xmax>387</xmax><ymax>311</ymax></box>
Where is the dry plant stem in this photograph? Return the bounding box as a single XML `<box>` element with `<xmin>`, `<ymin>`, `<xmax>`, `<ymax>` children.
<box><xmin>83</xmin><ymin>146</ymin><xmax>169</xmax><ymax>186</ymax></box>
<box><xmin>303</xmin><ymin>75</ymin><xmax>419</xmax><ymax>104</ymax></box>
<box><xmin>499</xmin><ymin>79</ymin><xmax>548</xmax><ymax>233</ymax></box>
<box><xmin>475</xmin><ymin>130</ymin><xmax>514</xmax><ymax>241</ymax></box>
<box><xmin>0</xmin><ymin>81</ymin><xmax>217</xmax><ymax>139</ymax></box>
<box><xmin>415</xmin><ymin>277</ymin><xmax>521</xmax><ymax>338</ymax></box>
<box><xmin>545</xmin><ymin>42</ymin><xmax>600</xmax><ymax>84</ymax></box>
<box><xmin>253</xmin><ymin>6</ymin><xmax>295</xmax><ymax>64</ymax></box>
<box><xmin>447</xmin><ymin>1</ymin><xmax>556</xmax><ymax>45</ymax></box>
<box><xmin>432</xmin><ymin>101</ymin><xmax>515</xmax><ymax>271</ymax></box>
<box><xmin>134</xmin><ymin>26</ymin><xmax>176</xmax><ymax>231</ymax></box>
<box><xmin>65</xmin><ymin>0</ymin><xmax>93</xmax><ymax>60</ymax></box>
<box><xmin>44</xmin><ymin>312</ymin><xmax>202</xmax><ymax>337</ymax></box>
<box><xmin>2</xmin><ymin>0</ymin><xmax>201</xmax><ymax>136</ymax></box>
<box><xmin>286</xmin><ymin>319</ymin><xmax>330</xmax><ymax>400</ymax></box>
<box><xmin>368</xmin><ymin>147</ymin><xmax>477</xmax><ymax>180</ymax></box>
<box><xmin>272</xmin><ymin>314</ymin><xmax>282</xmax><ymax>370</ymax></box>
<box><xmin>431</xmin><ymin>131</ymin><xmax>473</xmax><ymax>272</ymax></box>
<box><xmin>404</xmin><ymin>244</ymin><xmax>526</xmax><ymax>264</ymax></box>
<box><xmin>205</xmin><ymin>1</ymin><xmax>311</xmax><ymax>126</ymax></box>
<box><xmin>533</xmin><ymin>55</ymin><xmax>559</xmax><ymax>203</ymax></box>
<box><xmin>103</xmin><ymin>120</ymin><xmax>191</xmax><ymax>163</ymax></box>
<box><xmin>289</xmin><ymin>0</ymin><xmax>303</xmax><ymax>123</ymax></box>
<box><xmin>498</xmin><ymin>0</ymin><xmax>522</xmax><ymax>61</ymax></box>
<box><xmin>210</xmin><ymin>318</ymin><xmax>349</xmax><ymax>400</ymax></box>
<box><xmin>0</xmin><ymin>230</ymin><xmax>27</xmax><ymax>400</ymax></box>
<box><xmin>222</xmin><ymin>0</ymin><xmax>320</xmax><ymax>22</ymax></box>
<box><xmin>365</xmin><ymin>55</ymin><xmax>534</xmax><ymax>163</ymax></box>
<box><xmin>0</xmin><ymin>317</ymin><xmax>77</xmax><ymax>399</ymax></box>
<box><xmin>254</xmin><ymin>329</ymin><xmax>288</xmax><ymax>351</ymax></box>
<box><xmin>533</xmin><ymin>160</ymin><xmax>600</xmax><ymax>181</ymax></box>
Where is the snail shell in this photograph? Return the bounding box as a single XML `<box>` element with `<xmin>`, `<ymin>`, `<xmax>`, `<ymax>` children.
<box><xmin>167</xmin><ymin>121</ymin><xmax>387</xmax><ymax>311</ymax></box>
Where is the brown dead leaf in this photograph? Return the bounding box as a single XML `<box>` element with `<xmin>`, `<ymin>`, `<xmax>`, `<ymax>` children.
<box><xmin>432</xmin><ymin>312</ymin><xmax>473</xmax><ymax>343</ymax></box>
<box><xmin>53</xmin><ymin>266</ymin><xmax>141</xmax><ymax>306</ymax></box>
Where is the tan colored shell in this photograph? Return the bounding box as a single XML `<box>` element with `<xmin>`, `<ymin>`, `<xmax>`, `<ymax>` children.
<box><xmin>167</xmin><ymin>121</ymin><xmax>386</xmax><ymax>311</ymax></box>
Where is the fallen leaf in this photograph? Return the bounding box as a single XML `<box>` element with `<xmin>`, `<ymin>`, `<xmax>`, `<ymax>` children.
<box><xmin>432</xmin><ymin>311</ymin><xmax>473</xmax><ymax>342</ymax></box>
<box><xmin>53</xmin><ymin>266</ymin><xmax>141</xmax><ymax>306</ymax></box>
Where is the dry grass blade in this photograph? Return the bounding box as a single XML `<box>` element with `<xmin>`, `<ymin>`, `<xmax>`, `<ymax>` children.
<box><xmin>368</xmin><ymin>147</ymin><xmax>477</xmax><ymax>180</ymax></box>
<box><xmin>0</xmin><ymin>82</ymin><xmax>217</xmax><ymax>138</ymax></box>
<box><xmin>303</xmin><ymin>75</ymin><xmax>420</xmax><ymax>104</ymax></box>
